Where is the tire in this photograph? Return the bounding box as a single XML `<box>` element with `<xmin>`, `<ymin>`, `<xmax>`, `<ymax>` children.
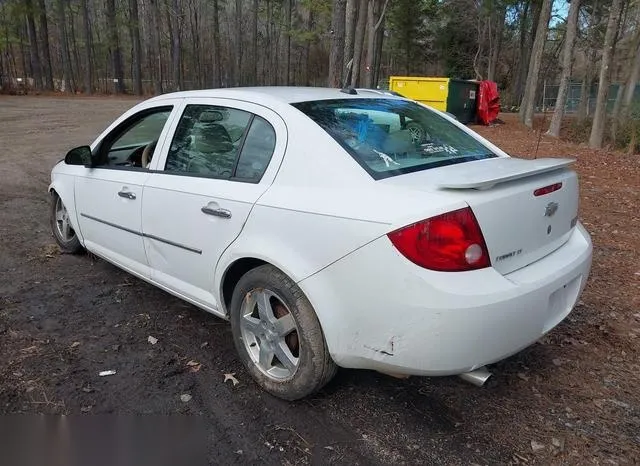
<box><xmin>406</xmin><ymin>121</ymin><xmax>427</xmax><ymax>144</ymax></box>
<box><xmin>229</xmin><ymin>265</ymin><xmax>337</xmax><ymax>400</ymax></box>
<box><xmin>50</xmin><ymin>192</ymin><xmax>83</xmax><ymax>254</ymax></box>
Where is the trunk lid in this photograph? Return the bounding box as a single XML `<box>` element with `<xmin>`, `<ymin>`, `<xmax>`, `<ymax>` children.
<box><xmin>380</xmin><ymin>157</ymin><xmax>580</xmax><ymax>275</ymax></box>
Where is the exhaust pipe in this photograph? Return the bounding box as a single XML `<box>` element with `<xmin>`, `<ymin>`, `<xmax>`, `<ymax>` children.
<box><xmin>458</xmin><ymin>366</ymin><xmax>492</xmax><ymax>387</ymax></box>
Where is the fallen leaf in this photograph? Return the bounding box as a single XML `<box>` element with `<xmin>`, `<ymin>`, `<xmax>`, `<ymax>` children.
<box><xmin>224</xmin><ymin>373</ymin><xmax>240</xmax><ymax>386</ymax></box>
<box><xmin>187</xmin><ymin>360</ymin><xmax>202</xmax><ymax>372</ymax></box>
<box><xmin>531</xmin><ymin>440</ymin><xmax>545</xmax><ymax>452</ymax></box>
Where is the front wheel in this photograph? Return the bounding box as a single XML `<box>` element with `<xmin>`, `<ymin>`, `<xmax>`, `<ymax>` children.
<box><xmin>50</xmin><ymin>193</ymin><xmax>83</xmax><ymax>254</ymax></box>
<box><xmin>229</xmin><ymin>265</ymin><xmax>337</xmax><ymax>400</ymax></box>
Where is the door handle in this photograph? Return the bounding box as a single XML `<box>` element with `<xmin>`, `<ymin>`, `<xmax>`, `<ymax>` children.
<box><xmin>118</xmin><ymin>190</ymin><xmax>136</xmax><ymax>200</ymax></box>
<box><xmin>201</xmin><ymin>205</ymin><xmax>232</xmax><ymax>218</ymax></box>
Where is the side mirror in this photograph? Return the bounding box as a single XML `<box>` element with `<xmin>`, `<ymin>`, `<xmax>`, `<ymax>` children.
<box><xmin>64</xmin><ymin>146</ymin><xmax>92</xmax><ymax>166</ymax></box>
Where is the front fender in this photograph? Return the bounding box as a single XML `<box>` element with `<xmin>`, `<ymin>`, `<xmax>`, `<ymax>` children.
<box><xmin>49</xmin><ymin>172</ymin><xmax>84</xmax><ymax>245</ymax></box>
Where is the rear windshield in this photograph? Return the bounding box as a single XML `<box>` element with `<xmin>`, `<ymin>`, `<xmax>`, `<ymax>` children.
<box><xmin>292</xmin><ymin>98</ymin><xmax>497</xmax><ymax>180</ymax></box>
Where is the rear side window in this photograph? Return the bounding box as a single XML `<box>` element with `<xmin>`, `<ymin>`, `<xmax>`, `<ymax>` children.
<box><xmin>235</xmin><ymin>116</ymin><xmax>276</xmax><ymax>182</ymax></box>
<box><xmin>292</xmin><ymin>98</ymin><xmax>497</xmax><ymax>180</ymax></box>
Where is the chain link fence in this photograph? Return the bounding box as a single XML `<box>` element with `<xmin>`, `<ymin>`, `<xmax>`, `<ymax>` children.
<box><xmin>540</xmin><ymin>81</ymin><xmax>639</xmax><ymax>115</ymax></box>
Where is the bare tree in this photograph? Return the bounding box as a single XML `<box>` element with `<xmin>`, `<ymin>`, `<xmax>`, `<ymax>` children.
<box><xmin>328</xmin><ymin>0</ymin><xmax>346</xmax><ymax>87</ymax></box>
<box><xmin>519</xmin><ymin>0</ymin><xmax>552</xmax><ymax>128</ymax></box>
<box><xmin>487</xmin><ymin>4</ymin><xmax>506</xmax><ymax>82</ymax></box>
<box><xmin>344</xmin><ymin>0</ymin><xmax>357</xmax><ymax>72</ymax></box>
<box><xmin>234</xmin><ymin>0</ymin><xmax>242</xmax><ymax>86</ymax></box>
<box><xmin>80</xmin><ymin>0</ymin><xmax>92</xmax><ymax>94</ymax></box>
<box><xmin>589</xmin><ymin>0</ymin><xmax>624</xmax><ymax>149</ymax></box>
<box><xmin>105</xmin><ymin>0</ymin><xmax>124</xmax><ymax>93</ymax></box>
<box><xmin>24</xmin><ymin>0</ymin><xmax>42</xmax><ymax>90</ymax></box>
<box><xmin>170</xmin><ymin>0</ymin><xmax>182</xmax><ymax>90</ymax></box>
<box><xmin>212</xmin><ymin>0</ymin><xmax>222</xmax><ymax>87</ymax></box>
<box><xmin>249</xmin><ymin>0</ymin><xmax>259</xmax><ymax>85</ymax></box>
<box><xmin>350</xmin><ymin>0</ymin><xmax>368</xmax><ymax>87</ymax></box>
<box><xmin>56</xmin><ymin>0</ymin><xmax>75</xmax><ymax>92</ymax></box>
<box><xmin>148</xmin><ymin>0</ymin><xmax>163</xmax><ymax>93</ymax></box>
<box><xmin>35</xmin><ymin>0</ymin><xmax>53</xmax><ymax>90</ymax></box>
<box><xmin>129</xmin><ymin>0</ymin><xmax>142</xmax><ymax>95</ymax></box>
<box><xmin>621</xmin><ymin>42</ymin><xmax>640</xmax><ymax>118</ymax></box>
<box><xmin>547</xmin><ymin>0</ymin><xmax>581</xmax><ymax>137</ymax></box>
<box><xmin>364</xmin><ymin>0</ymin><xmax>389</xmax><ymax>88</ymax></box>
<box><xmin>284</xmin><ymin>0</ymin><xmax>293</xmax><ymax>85</ymax></box>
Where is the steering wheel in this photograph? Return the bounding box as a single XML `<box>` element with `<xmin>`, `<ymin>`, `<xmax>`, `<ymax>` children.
<box><xmin>141</xmin><ymin>141</ymin><xmax>158</xmax><ymax>168</ymax></box>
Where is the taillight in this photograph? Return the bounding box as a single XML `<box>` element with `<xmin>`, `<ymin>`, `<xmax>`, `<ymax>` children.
<box><xmin>387</xmin><ymin>207</ymin><xmax>491</xmax><ymax>272</ymax></box>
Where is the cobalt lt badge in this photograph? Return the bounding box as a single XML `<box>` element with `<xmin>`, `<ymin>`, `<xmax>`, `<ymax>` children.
<box><xmin>545</xmin><ymin>201</ymin><xmax>559</xmax><ymax>217</ymax></box>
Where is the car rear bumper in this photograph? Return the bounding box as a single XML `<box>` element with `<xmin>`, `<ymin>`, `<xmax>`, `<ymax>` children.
<box><xmin>299</xmin><ymin>223</ymin><xmax>592</xmax><ymax>376</ymax></box>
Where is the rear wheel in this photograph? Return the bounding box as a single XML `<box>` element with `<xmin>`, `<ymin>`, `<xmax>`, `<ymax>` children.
<box><xmin>50</xmin><ymin>193</ymin><xmax>83</xmax><ymax>254</ymax></box>
<box><xmin>406</xmin><ymin>121</ymin><xmax>428</xmax><ymax>144</ymax></box>
<box><xmin>229</xmin><ymin>265</ymin><xmax>337</xmax><ymax>400</ymax></box>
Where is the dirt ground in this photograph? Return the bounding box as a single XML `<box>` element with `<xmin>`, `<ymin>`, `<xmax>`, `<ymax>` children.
<box><xmin>0</xmin><ymin>96</ymin><xmax>638</xmax><ymax>465</ymax></box>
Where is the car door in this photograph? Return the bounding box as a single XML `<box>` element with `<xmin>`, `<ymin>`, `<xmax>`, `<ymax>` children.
<box><xmin>75</xmin><ymin>102</ymin><xmax>180</xmax><ymax>277</ymax></box>
<box><xmin>141</xmin><ymin>99</ymin><xmax>287</xmax><ymax>312</ymax></box>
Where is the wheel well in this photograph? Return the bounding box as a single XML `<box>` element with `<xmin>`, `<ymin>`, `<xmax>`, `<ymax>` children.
<box><xmin>221</xmin><ymin>258</ymin><xmax>266</xmax><ymax>313</ymax></box>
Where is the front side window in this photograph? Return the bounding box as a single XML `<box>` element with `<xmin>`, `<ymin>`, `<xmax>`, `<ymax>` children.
<box><xmin>99</xmin><ymin>107</ymin><xmax>172</xmax><ymax>168</ymax></box>
<box><xmin>165</xmin><ymin>105</ymin><xmax>252</xmax><ymax>179</ymax></box>
<box><xmin>292</xmin><ymin>98</ymin><xmax>497</xmax><ymax>179</ymax></box>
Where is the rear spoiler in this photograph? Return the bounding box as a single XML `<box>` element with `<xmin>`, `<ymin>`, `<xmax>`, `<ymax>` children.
<box><xmin>436</xmin><ymin>157</ymin><xmax>575</xmax><ymax>190</ymax></box>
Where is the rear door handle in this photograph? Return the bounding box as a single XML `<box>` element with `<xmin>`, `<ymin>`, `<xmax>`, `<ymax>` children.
<box><xmin>118</xmin><ymin>190</ymin><xmax>136</xmax><ymax>200</ymax></box>
<box><xmin>201</xmin><ymin>206</ymin><xmax>232</xmax><ymax>219</ymax></box>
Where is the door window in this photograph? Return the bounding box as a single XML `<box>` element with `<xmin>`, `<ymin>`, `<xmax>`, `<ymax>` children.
<box><xmin>234</xmin><ymin>116</ymin><xmax>277</xmax><ymax>182</ymax></box>
<box><xmin>97</xmin><ymin>107</ymin><xmax>173</xmax><ymax>168</ymax></box>
<box><xmin>165</xmin><ymin>105</ymin><xmax>252</xmax><ymax>179</ymax></box>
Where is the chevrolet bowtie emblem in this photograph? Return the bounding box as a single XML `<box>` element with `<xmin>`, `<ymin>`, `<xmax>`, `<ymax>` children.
<box><xmin>545</xmin><ymin>202</ymin><xmax>559</xmax><ymax>217</ymax></box>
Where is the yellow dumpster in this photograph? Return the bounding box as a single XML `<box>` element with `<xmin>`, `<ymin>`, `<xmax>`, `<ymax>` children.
<box><xmin>389</xmin><ymin>76</ymin><xmax>479</xmax><ymax>124</ymax></box>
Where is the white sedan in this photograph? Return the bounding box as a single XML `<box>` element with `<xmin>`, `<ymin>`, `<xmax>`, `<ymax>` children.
<box><xmin>49</xmin><ymin>87</ymin><xmax>592</xmax><ymax>400</ymax></box>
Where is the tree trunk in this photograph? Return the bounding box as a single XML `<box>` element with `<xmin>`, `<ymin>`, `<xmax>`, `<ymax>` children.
<box><xmin>149</xmin><ymin>0</ymin><xmax>162</xmax><ymax>93</ymax></box>
<box><xmin>129</xmin><ymin>0</ymin><xmax>142</xmax><ymax>95</ymax></box>
<box><xmin>350</xmin><ymin>0</ymin><xmax>368</xmax><ymax>87</ymax></box>
<box><xmin>611</xmin><ymin>30</ymin><xmax>640</xmax><ymax>140</ymax></box>
<box><xmin>24</xmin><ymin>0</ymin><xmax>42</xmax><ymax>90</ymax></box>
<box><xmin>106</xmin><ymin>0</ymin><xmax>124</xmax><ymax>93</ymax></box>
<box><xmin>56</xmin><ymin>0</ymin><xmax>74</xmax><ymax>92</ymax></box>
<box><xmin>547</xmin><ymin>0</ymin><xmax>581</xmax><ymax>137</ymax></box>
<box><xmin>284</xmin><ymin>0</ymin><xmax>292</xmax><ymax>85</ymax></box>
<box><xmin>328</xmin><ymin>0</ymin><xmax>346</xmax><ymax>87</ymax></box>
<box><xmin>364</xmin><ymin>0</ymin><xmax>376</xmax><ymax>88</ymax></box>
<box><xmin>212</xmin><ymin>0</ymin><xmax>222</xmax><ymax>87</ymax></box>
<box><xmin>303</xmin><ymin>7</ymin><xmax>314</xmax><ymax>85</ymax></box>
<box><xmin>589</xmin><ymin>0</ymin><xmax>624</xmax><ymax>149</ymax></box>
<box><xmin>344</xmin><ymin>0</ymin><xmax>357</xmax><ymax>71</ymax></box>
<box><xmin>519</xmin><ymin>0</ymin><xmax>552</xmax><ymax>128</ymax></box>
<box><xmin>36</xmin><ymin>0</ymin><xmax>53</xmax><ymax>90</ymax></box>
<box><xmin>170</xmin><ymin>0</ymin><xmax>182</xmax><ymax>90</ymax></box>
<box><xmin>621</xmin><ymin>42</ymin><xmax>640</xmax><ymax>118</ymax></box>
<box><xmin>487</xmin><ymin>6</ymin><xmax>506</xmax><ymax>82</ymax></box>
<box><xmin>234</xmin><ymin>0</ymin><xmax>242</xmax><ymax>86</ymax></box>
<box><xmin>249</xmin><ymin>0</ymin><xmax>258</xmax><ymax>85</ymax></box>
<box><xmin>363</xmin><ymin>0</ymin><xmax>388</xmax><ymax>88</ymax></box>
<box><xmin>576</xmin><ymin>50</ymin><xmax>596</xmax><ymax>122</ymax></box>
<box><xmin>79</xmin><ymin>0</ymin><xmax>92</xmax><ymax>94</ymax></box>
<box><xmin>373</xmin><ymin>16</ymin><xmax>385</xmax><ymax>85</ymax></box>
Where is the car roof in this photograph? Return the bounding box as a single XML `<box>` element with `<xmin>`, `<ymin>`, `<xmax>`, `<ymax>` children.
<box><xmin>146</xmin><ymin>86</ymin><xmax>403</xmax><ymax>105</ymax></box>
